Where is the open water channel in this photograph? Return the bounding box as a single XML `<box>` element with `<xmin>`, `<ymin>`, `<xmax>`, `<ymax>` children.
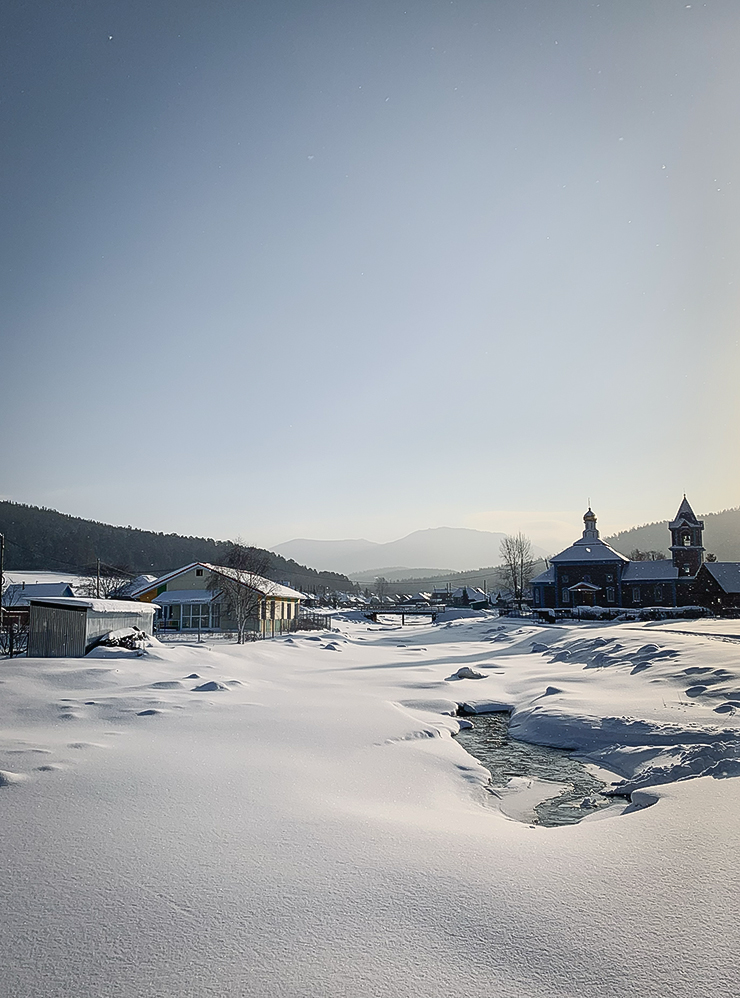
<box><xmin>455</xmin><ymin>711</ymin><xmax>621</xmax><ymax>827</ymax></box>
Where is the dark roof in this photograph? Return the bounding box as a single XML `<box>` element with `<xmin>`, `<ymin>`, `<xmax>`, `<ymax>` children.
<box><xmin>701</xmin><ymin>562</ymin><xmax>740</xmax><ymax>594</ymax></box>
<box><xmin>622</xmin><ymin>561</ymin><xmax>679</xmax><ymax>582</ymax></box>
<box><xmin>550</xmin><ymin>537</ymin><xmax>628</xmax><ymax>565</ymax></box>
<box><xmin>531</xmin><ymin>566</ymin><xmax>555</xmax><ymax>584</ymax></box>
<box><xmin>669</xmin><ymin>496</ymin><xmax>704</xmax><ymax>530</ymax></box>
<box><xmin>2</xmin><ymin>582</ymin><xmax>75</xmax><ymax>607</ymax></box>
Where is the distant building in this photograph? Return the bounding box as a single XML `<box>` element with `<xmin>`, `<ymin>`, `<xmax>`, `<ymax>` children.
<box><xmin>531</xmin><ymin>498</ymin><xmax>707</xmax><ymax>610</ymax></box>
<box><xmin>130</xmin><ymin>562</ymin><xmax>303</xmax><ymax>638</ymax></box>
<box><xmin>2</xmin><ymin>581</ymin><xmax>76</xmax><ymax>608</ymax></box>
<box><xmin>692</xmin><ymin>562</ymin><xmax>740</xmax><ymax>611</ymax></box>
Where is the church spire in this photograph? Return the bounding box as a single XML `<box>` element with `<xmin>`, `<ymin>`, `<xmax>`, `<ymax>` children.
<box><xmin>582</xmin><ymin>507</ymin><xmax>600</xmax><ymax>541</ymax></box>
<box><xmin>669</xmin><ymin>495</ymin><xmax>704</xmax><ymax>576</ymax></box>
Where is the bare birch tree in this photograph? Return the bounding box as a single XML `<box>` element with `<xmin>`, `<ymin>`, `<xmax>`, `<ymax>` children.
<box><xmin>208</xmin><ymin>542</ymin><xmax>276</xmax><ymax>643</ymax></box>
<box><xmin>497</xmin><ymin>533</ymin><xmax>535</xmax><ymax>608</ymax></box>
<box><xmin>78</xmin><ymin>562</ymin><xmax>135</xmax><ymax>599</ymax></box>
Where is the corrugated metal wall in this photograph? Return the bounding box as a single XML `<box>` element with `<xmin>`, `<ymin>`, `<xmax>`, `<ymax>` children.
<box><xmin>28</xmin><ymin>605</ymin><xmax>87</xmax><ymax>658</ymax></box>
<box><xmin>85</xmin><ymin>609</ymin><xmax>154</xmax><ymax>650</ymax></box>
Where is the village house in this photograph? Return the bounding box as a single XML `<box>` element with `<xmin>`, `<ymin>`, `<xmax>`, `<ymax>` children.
<box><xmin>130</xmin><ymin>562</ymin><xmax>303</xmax><ymax>638</ymax></box>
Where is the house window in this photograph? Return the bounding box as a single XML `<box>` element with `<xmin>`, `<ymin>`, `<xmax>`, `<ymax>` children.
<box><xmin>196</xmin><ymin>568</ymin><xmax>204</xmax><ymax>577</ymax></box>
<box><xmin>211</xmin><ymin>603</ymin><xmax>221</xmax><ymax>628</ymax></box>
<box><xmin>632</xmin><ymin>587</ymin><xmax>640</xmax><ymax>603</ymax></box>
<box><xmin>286</xmin><ymin>602</ymin><xmax>292</xmax><ymax>619</ymax></box>
<box><xmin>606</xmin><ymin>587</ymin><xmax>615</xmax><ymax>603</ymax></box>
<box><xmin>562</xmin><ymin>588</ymin><xmax>570</xmax><ymax>603</ymax></box>
<box><xmin>261</xmin><ymin>601</ymin><xmax>266</xmax><ymax>620</ymax></box>
<box><xmin>270</xmin><ymin>601</ymin><xmax>275</xmax><ymax>619</ymax></box>
<box><xmin>182</xmin><ymin>603</ymin><xmax>210</xmax><ymax>629</ymax></box>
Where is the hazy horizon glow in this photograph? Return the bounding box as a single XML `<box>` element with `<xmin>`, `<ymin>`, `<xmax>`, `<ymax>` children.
<box><xmin>3</xmin><ymin>1</ymin><xmax>740</xmax><ymax>550</ymax></box>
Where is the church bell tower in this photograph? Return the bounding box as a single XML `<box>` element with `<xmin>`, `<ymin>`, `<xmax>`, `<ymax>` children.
<box><xmin>669</xmin><ymin>496</ymin><xmax>704</xmax><ymax>577</ymax></box>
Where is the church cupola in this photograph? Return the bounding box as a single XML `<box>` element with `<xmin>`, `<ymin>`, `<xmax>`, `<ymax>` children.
<box><xmin>582</xmin><ymin>507</ymin><xmax>600</xmax><ymax>541</ymax></box>
<box><xmin>669</xmin><ymin>495</ymin><xmax>704</xmax><ymax>576</ymax></box>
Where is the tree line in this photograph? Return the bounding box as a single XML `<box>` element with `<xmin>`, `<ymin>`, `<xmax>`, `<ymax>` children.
<box><xmin>0</xmin><ymin>501</ymin><xmax>355</xmax><ymax>593</ymax></box>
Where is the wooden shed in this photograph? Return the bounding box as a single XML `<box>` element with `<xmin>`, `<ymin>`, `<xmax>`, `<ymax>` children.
<box><xmin>27</xmin><ymin>597</ymin><xmax>157</xmax><ymax>658</ymax></box>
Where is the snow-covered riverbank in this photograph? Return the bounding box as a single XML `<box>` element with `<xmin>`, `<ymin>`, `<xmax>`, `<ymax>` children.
<box><xmin>1</xmin><ymin>612</ymin><xmax>739</xmax><ymax>997</ymax></box>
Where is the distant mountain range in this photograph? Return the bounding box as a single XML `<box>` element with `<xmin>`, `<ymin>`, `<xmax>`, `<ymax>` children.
<box><xmin>606</xmin><ymin>507</ymin><xmax>740</xmax><ymax>560</ymax></box>
<box><xmin>270</xmin><ymin>527</ymin><xmax>549</xmax><ymax>579</ymax></box>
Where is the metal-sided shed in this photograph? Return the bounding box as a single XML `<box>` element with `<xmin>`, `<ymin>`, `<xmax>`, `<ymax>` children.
<box><xmin>27</xmin><ymin>597</ymin><xmax>158</xmax><ymax>658</ymax></box>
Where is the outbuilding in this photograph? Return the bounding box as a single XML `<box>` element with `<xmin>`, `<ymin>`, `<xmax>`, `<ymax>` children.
<box><xmin>27</xmin><ymin>597</ymin><xmax>157</xmax><ymax>658</ymax></box>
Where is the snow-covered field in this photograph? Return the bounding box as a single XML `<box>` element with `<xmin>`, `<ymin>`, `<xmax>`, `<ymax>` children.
<box><xmin>2</xmin><ymin>611</ymin><xmax>739</xmax><ymax>997</ymax></box>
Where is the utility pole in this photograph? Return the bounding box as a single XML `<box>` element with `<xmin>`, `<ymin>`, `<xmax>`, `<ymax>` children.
<box><xmin>96</xmin><ymin>557</ymin><xmax>101</xmax><ymax>599</ymax></box>
<box><xmin>0</xmin><ymin>532</ymin><xmax>5</xmax><ymax>631</ymax></box>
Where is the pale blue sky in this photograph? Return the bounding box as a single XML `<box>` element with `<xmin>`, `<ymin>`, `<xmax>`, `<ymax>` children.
<box><xmin>2</xmin><ymin>0</ymin><xmax>739</xmax><ymax>550</ymax></box>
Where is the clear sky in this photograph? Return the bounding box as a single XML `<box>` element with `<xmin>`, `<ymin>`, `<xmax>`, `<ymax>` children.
<box><xmin>2</xmin><ymin>0</ymin><xmax>740</xmax><ymax>551</ymax></box>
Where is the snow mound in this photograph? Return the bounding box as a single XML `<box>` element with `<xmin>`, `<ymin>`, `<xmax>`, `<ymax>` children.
<box><xmin>0</xmin><ymin>770</ymin><xmax>26</xmax><ymax>787</ymax></box>
<box><xmin>449</xmin><ymin>666</ymin><xmax>487</xmax><ymax>680</ymax></box>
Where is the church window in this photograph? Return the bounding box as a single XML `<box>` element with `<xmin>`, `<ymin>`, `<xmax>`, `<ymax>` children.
<box><xmin>562</xmin><ymin>589</ymin><xmax>570</xmax><ymax>603</ymax></box>
<box><xmin>606</xmin><ymin>574</ymin><xmax>613</xmax><ymax>582</ymax></box>
<box><xmin>534</xmin><ymin>590</ymin><xmax>541</xmax><ymax>605</ymax></box>
<box><xmin>606</xmin><ymin>587</ymin><xmax>615</xmax><ymax>603</ymax></box>
<box><xmin>683</xmin><ymin>535</ymin><xmax>691</xmax><ymax>546</ymax></box>
<box><xmin>561</xmin><ymin>574</ymin><xmax>569</xmax><ymax>584</ymax></box>
<box><xmin>632</xmin><ymin>587</ymin><xmax>640</xmax><ymax>603</ymax></box>
<box><xmin>656</xmin><ymin>585</ymin><xmax>663</xmax><ymax>601</ymax></box>
<box><xmin>583</xmin><ymin>574</ymin><xmax>591</xmax><ymax>583</ymax></box>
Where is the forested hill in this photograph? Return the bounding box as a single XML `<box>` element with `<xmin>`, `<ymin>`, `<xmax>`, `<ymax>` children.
<box><xmin>0</xmin><ymin>502</ymin><xmax>354</xmax><ymax>593</ymax></box>
<box><xmin>606</xmin><ymin>507</ymin><xmax>740</xmax><ymax>561</ymax></box>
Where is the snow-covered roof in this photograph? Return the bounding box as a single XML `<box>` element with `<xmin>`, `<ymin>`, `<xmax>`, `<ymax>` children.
<box><xmin>28</xmin><ymin>597</ymin><xmax>158</xmax><ymax>613</ymax></box>
<box><xmin>451</xmin><ymin>586</ymin><xmax>487</xmax><ymax>601</ymax></box>
<box><xmin>701</xmin><ymin>562</ymin><xmax>740</xmax><ymax>594</ymax></box>
<box><xmin>550</xmin><ymin>508</ymin><xmax>629</xmax><ymax>565</ymax></box>
<box><xmin>622</xmin><ymin>561</ymin><xmax>679</xmax><ymax>582</ymax></box>
<box><xmin>130</xmin><ymin>562</ymin><xmax>303</xmax><ymax>601</ymax></box>
<box><xmin>550</xmin><ymin>538</ymin><xmax>628</xmax><ymax>564</ymax></box>
<box><xmin>2</xmin><ymin>582</ymin><xmax>75</xmax><ymax>607</ymax></box>
<box><xmin>151</xmin><ymin>589</ymin><xmax>217</xmax><ymax>606</ymax></box>
<box><xmin>531</xmin><ymin>566</ymin><xmax>555</xmax><ymax>584</ymax></box>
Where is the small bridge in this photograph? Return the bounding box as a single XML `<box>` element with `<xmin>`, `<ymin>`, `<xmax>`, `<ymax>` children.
<box><xmin>362</xmin><ymin>604</ymin><xmax>444</xmax><ymax>624</ymax></box>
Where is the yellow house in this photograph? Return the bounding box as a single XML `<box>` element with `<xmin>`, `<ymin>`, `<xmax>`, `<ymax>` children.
<box><xmin>131</xmin><ymin>562</ymin><xmax>303</xmax><ymax>638</ymax></box>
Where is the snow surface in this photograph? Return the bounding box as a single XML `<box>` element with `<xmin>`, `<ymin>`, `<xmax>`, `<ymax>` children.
<box><xmin>1</xmin><ymin>612</ymin><xmax>739</xmax><ymax>997</ymax></box>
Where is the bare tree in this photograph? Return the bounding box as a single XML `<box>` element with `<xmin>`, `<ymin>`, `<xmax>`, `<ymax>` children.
<box><xmin>78</xmin><ymin>562</ymin><xmax>135</xmax><ymax>599</ymax></box>
<box><xmin>208</xmin><ymin>542</ymin><xmax>276</xmax><ymax>643</ymax></box>
<box><xmin>497</xmin><ymin>533</ymin><xmax>535</xmax><ymax>608</ymax></box>
<box><xmin>629</xmin><ymin>549</ymin><xmax>666</xmax><ymax>562</ymax></box>
<box><xmin>374</xmin><ymin>576</ymin><xmax>390</xmax><ymax>599</ymax></box>
<box><xmin>0</xmin><ymin>584</ymin><xmax>28</xmax><ymax>657</ymax></box>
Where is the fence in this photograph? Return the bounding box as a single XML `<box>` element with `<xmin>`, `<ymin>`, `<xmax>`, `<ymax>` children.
<box><xmin>154</xmin><ymin>609</ymin><xmax>332</xmax><ymax>643</ymax></box>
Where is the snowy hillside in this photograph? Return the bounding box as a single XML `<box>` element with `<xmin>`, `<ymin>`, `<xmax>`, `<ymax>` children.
<box><xmin>1</xmin><ymin>613</ymin><xmax>739</xmax><ymax>996</ymax></box>
<box><xmin>271</xmin><ymin>526</ymin><xmax>549</xmax><ymax>576</ymax></box>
